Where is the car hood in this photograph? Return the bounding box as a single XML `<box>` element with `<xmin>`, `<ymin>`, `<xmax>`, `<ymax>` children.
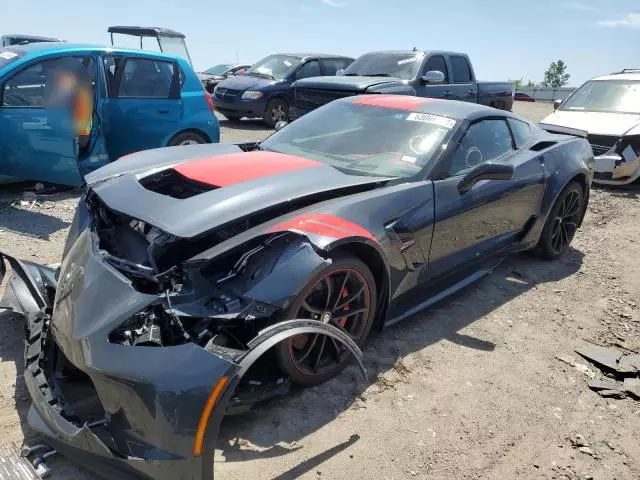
<box><xmin>217</xmin><ymin>74</ymin><xmax>278</xmax><ymax>91</ymax></box>
<box><xmin>293</xmin><ymin>75</ymin><xmax>404</xmax><ymax>92</ymax></box>
<box><xmin>541</xmin><ymin>110</ymin><xmax>640</xmax><ymax>137</ymax></box>
<box><xmin>86</xmin><ymin>145</ymin><xmax>390</xmax><ymax>239</ymax></box>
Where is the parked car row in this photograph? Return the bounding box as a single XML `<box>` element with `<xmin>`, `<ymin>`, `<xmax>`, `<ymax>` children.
<box><xmin>197</xmin><ymin>63</ymin><xmax>252</xmax><ymax>93</ymax></box>
<box><xmin>214</xmin><ymin>49</ymin><xmax>515</xmax><ymax>127</ymax></box>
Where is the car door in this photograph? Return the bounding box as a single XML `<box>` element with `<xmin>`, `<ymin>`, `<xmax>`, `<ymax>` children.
<box><xmin>0</xmin><ymin>55</ymin><xmax>98</xmax><ymax>186</ymax></box>
<box><xmin>448</xmin><ymin>55</ymin><xmax>476</xmax><ymax>103</ymax></box>
<box><xmin>414</xmin><ymin>54</ymin><xmax>453</xmax><ymax>100</ymax></box>
<box><xmin>100</xmin><ymin>55</ymin><xmax>182</xmax><ymax>161</ymax></box>
<box><xmin>426</xmin><ymin>117</ymin><xmax>545</xmax><ymax>280</ymax></box>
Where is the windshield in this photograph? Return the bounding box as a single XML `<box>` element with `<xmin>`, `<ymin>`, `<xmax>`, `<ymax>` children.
<box><xmin>245</xmin><ymin>55</ymin><xmax>301</xmax><ymax>80</ymax></box>
<box><xmin>204</xmin><ymin>64</ymin><xmax>232</xmax><ymax>75</ymax></box>
<box><xmin>261</xmin><ymin>100</ymin><xmax>456</xmax><ymax>178</ymax></box>
<box><xmin>0</xmin><ymin>48</ymin><xmax>26</xmax><ymax>70</ymax></box>
<box><xmin>560</xmin><ymin>80</ymin><xmax>640</xmax><ymax>114</ymax></box>
<box><xmin>343</xmin><ymin>52</ymin><xmax>425</xmax><ymax>80</ymax></box>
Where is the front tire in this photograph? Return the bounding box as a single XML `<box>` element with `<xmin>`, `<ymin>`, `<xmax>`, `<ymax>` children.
<box><xmin>275</xmin><ymin>254</ymin><xmax>377</xmax><ymax>386</ymax></box>
<box><xmin>263</xmin><ymin>98</ymin><xmax>289</xmax><ymax>128</ymax></box>
<box><xmin>535</xmin><ymin>181</ymin><xmax>584</xmax><ymax>260</ymax></box>
<box><xmin>168</xmin><ymin>131</ymin><xmax>208</xmax><ymax>146</ymax></box>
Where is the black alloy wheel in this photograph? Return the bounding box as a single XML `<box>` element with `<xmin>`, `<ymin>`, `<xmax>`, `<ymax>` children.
<box><xmin>275</xmin><ymin>255</ymin><xmax>377</xmax><ymax>386</ymax></box>
<box><xmin>536</xmin><ymin>181</ymin><xmax>584</xmax><ymax>260</ymax></box>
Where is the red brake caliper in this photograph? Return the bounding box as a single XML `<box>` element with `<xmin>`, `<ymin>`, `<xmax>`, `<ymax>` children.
<box><xmin>338</xmin><ymin>287</ymin><xmax>349</xmax><ymax>327</ymax></box>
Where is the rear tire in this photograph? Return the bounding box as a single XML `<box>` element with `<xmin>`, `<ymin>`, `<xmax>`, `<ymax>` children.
<box><xmin>168</xmin><ymin>131</ymin><xmax>208</xmax><ymax>146</ymax></box>
<box><xmin>263</xmin><ymin>98</ymin><xmax>289</xmax><ymax>128</ymax></box>
<box><xmin>275</xmin><ymin>254</ymin><xmax>377</xmax><ymax>387</ymax></box>
<box><xmin>534</xmin><ymin>182</ymin><xmax>584</xmax><ymax>260</ymax></box>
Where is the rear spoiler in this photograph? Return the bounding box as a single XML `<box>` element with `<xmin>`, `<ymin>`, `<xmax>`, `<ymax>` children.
<box><xmin>539</xmin><ymin>123</ymin><xmax>588</xmax><ymax>139</ymax></box>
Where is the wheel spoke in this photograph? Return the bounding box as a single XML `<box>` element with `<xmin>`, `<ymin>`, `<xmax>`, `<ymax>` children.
<box><xmin>329</xmin><ymin>337</ymin><xmax>342</xmax><ymax>363</ymax></box>
<box><xmin>302</xmin><ymin>301</ymin><xmax>323</xmax><ymax>315</ymax></box>
<box><xmin>335</xmin><ymin>285</ymin><xmax>365</xmax><ymax>311</ymax></box>
<box><xmin>564</xmin><ymin>221</ymin><xmax>577</xmax><ymax>231</ymax></box>
<box><xmin>323</xmin><ymin>276</ymin><xmax>333</xmax><ymax>311</ymax></box>
<box><xmin>333</xmin><ymin>272</ymin><xmax>351</xmax><ymax>310</ymax></box>
<box><xmin>340</xmin><ymin>307</ymin><xmax>368</xmax><ymax>318</ymax></box>
<box><xmin>313</xmin><ymin>336</ymin><xmax>327</xmax><ymax>371</ymax></box>
<box><xmin>330</xmin><ymin>319</ymin><xmax>357</xmax><ymax>339</ymax></box>
<box><xmin>298</xmin><ymin>334</ymin><xmax>319</xmax><ymax>363</ymax></box>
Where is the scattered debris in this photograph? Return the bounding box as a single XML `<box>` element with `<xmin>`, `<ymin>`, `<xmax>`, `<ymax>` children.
<box><xmin>570</xmin><ymin>434</ymin><xmax>589</xmax><ymax>448</ymax></box>
<box><xmin>575</xmin><ymin>344</ymin><xmax>637</xmax><ymax>374</ymax></box>
<box><xmin>578</xmin><ymin>446</ymin><xmax>596</xmax><ymax>457</ymax></box>
<box><xmin>598</xmin><ymin>389</ymin><xmax>627</xmax><ymax>399</ymax></box>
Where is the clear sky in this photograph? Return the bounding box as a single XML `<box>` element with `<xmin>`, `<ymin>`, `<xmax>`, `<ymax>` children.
<box><xmin>3</xmin><ymin>0</ymin><xmax>639</xmax><ymax>86</ymax></box>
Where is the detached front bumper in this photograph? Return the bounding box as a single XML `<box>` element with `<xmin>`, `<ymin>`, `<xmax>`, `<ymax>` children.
<box><xmin>1</xmin><ymin>245</ymin><xmax>364</xmax><ymax>479</ymax></box>
<box><xmin>593</xmin><ymin>144</ymin><xmax>640</xmax><ymax>186</ymax></box>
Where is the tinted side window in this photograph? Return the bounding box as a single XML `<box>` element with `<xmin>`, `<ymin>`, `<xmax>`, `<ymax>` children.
<box><xmin>507</xmin><ymin>118</ymin><xmax>532</xmax><ymax>149</ymax></box>
<box><xmin>322</xmin><ymin>59</ymin><xmax>350</xmax><ymax>76</ymax></box>
<box><xmin>448</xmin><ymin>119</ymin><xmax>513</xmax><ymax>177</ymax></box>
<box><xmin>295</xmin><ymin>60</ymin><xmax>321</xmax><ymax>80</ymax></box>
<box><xmin>2</xmin><ymin>56</ymin><xmax>94</xmax><ymax>107</ymax></box>
<box><xmin>117</xmin><ymin>58</ymin><xmax>174</xmax><ymax>98</ymax></box>
<box><xmin>423</xmin><ymin>55</ymin><xmax>449</xmax><ymax>83</ymax></box>
<box><xmin>450</xmin><ymin>56</ymin><xmax>472</xmax><ymax>84</ymax></box>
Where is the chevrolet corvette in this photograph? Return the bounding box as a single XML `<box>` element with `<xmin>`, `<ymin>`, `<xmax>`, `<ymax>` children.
<box><xmin>0</xmin><ymin>95</ymin><xmax>594</xmax><ymax>479</ymax></box>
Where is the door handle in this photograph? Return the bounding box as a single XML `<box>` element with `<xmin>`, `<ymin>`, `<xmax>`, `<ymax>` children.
<box><xmin>443</xmin><ymin>91</ymin><xmax>453</xmax><ymax>97</ymax></box>
<box><xmin>157</xmin><ymin>108</ymin><xmax>170</xmax><ymax>114</ymax></box>
<box><xmin>467</xmin><ymin>90</ymin><xmax>477</xmax><ymax>95</ymax></box>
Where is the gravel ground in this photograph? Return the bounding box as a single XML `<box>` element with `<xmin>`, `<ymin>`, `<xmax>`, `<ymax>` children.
<box><xmin>1</xmin><ymin>103</ymin><xmax>639</xmax><ymax>480</ymax></box>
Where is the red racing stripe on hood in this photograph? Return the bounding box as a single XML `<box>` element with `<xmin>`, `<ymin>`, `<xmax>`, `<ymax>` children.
<box><xmin>353</xmin><ymin>95</ymin><xmax>441</xmax><ymax>110</ymax></box>
<box><xmin>173</xmin><ymin>151</ymin><xmax>323</xmax><ymax>187</ymax></box>
<box><xmin>269</xmin><ymin>213</ymin><xmax>376</xmax><ymax>242</ymax></box>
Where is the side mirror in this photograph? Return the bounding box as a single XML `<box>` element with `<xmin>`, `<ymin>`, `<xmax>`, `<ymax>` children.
<box><xmin>553</xmin><ymin>99</ymin><xmax>562</xmax><ymax>110</ymax></box>
<box><xmin>421</xmin><ymin>70</ymin><xmax>445</xmax><ymax>84</ymax></box>
<box><xmin>336</xmin><ymin>69</ymin><xmax>345</xmax><ymax>76</ymax></box>
<box><xmin>457</xmin><ymin>162</ymin><xmax>515</xmax><ymax>194</ymax></box>
<box><xmin>274</xmin><ymin>120</ymin><xmax>288</xmax><ymax>131</ymax></box>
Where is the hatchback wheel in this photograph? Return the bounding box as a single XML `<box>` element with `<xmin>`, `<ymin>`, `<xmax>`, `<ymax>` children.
<box><xmin>263</xmin><ymin>98</ymin><xmax>289</xmax><ymax>128</ymax></box>
<box><xmin>168</xmin><ymin>131</ymin><xmax>207</xmax><ymax>146</ymax></box>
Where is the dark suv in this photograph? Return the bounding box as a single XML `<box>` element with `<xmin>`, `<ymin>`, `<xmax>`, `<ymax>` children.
<box><xmin>213</xmin><ymin>53</ymin><xmax>353</xmax><ymax>127</ymax></box>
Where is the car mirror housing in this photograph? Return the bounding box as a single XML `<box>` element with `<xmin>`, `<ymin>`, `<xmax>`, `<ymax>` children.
<box><xmin>553</xmin><ymin>99</ymin><xmax>563</xmax><ymax>110</ymax></box>
<box><xmin>458</xmin><ymin>162</ymin><xmax>515</xmax><ymax>194</ymax></box>
<box><xmin>421</xmin><ymin>70</ymin><xmax>445</xmax><ymax>84</ymax></box>
<box><xmin>274</xmin><ymin>121</ymin><xmax>288</xmax><ymax>131</ymax></box>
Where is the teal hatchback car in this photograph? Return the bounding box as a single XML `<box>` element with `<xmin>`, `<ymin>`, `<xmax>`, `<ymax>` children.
<box><xmin>0</xmin><ymin>43</ymin><xmax>220</xmax><ymax>186</ymax></box>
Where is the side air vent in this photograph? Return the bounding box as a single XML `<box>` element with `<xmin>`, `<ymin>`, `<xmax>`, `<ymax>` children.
<box><xmin>530</xmin><ymin>141</ymin><xmax>557</xmax><ymax>152</ymax></box>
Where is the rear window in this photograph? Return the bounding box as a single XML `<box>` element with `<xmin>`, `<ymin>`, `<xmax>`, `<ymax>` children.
<box><xmin>450</xmin><ymin>56</ymin><xmax>472</xmax><ymax>83</ymax></box>
<box><xmin>0</xmin><ymin>48</ymin><xmax>26</xmax><ymax>70</ymax></box>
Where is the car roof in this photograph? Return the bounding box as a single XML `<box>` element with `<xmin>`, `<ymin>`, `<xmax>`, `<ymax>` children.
<box><xmin>3</xmin><ymin>34</ymin><xmax>63</xmax><ymax>42</ymax></box>
<box><xmin>275</xmin><ymin>53</ymin><xmax>354</xmax><ymax>60</ymax></box>
<box><xmin>5</xmin><ymin>42</ymin><xmax>186</xmax><ymax>62</ymax></box>
<box><xmin>592</xmin><ymin>72</ymin><xmax>640</xmax><ymax>81</ymax></box>
<box><xmin>341</xmin><ymin>95</ymin><xmax>518</xmax><ymax>122</ymax></box>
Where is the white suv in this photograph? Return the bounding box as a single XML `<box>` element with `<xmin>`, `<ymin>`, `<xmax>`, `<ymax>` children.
<box><xmin>541</xmin><ymin>69</ymin><xmax>640</xmax><ymax>186</ymax></box>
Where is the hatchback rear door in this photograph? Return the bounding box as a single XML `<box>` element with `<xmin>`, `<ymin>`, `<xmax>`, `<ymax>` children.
<box><xmin>100</xmin><ymin>55</ymin><xmax>182</xmax><ymax>161</ymax></box>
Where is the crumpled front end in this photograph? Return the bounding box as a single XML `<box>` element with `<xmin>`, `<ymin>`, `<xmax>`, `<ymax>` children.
<box><xmin>0</xmin><ymin>196</ymin><xmax>365</xmax><ymax>479</ymax></box>
<box><xmin>590</xmin><ymin>134</ymin><xmax>640</xmax><ymax>185</ymax></box>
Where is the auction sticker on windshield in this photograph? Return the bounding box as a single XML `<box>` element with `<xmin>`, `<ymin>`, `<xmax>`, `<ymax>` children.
<box><xmin>0</xmin><ymin>51</ymin><xmax>18</xmax><ymax>60</ymax></box>
<box><xmin>406</xmin><ymin>112</ymin><xmax>456</xmax><ymax>129</ymax></box>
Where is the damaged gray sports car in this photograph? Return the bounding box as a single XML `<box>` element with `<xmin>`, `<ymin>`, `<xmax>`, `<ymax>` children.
<box><xmin>1</xmin><ymin>96</ymin><xmax>594</xmax><ymax>479</ymax></box>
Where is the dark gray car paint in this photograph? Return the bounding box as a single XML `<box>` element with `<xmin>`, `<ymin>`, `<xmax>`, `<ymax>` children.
<box><xmin>1</xmin><ymin>246</ymin><xmax>364</xmax><ymax>480</ymax></box>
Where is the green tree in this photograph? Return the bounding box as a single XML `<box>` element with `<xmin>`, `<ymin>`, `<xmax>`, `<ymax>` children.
<box><xmin>525</xmin><ymin>79</ymin><xmax>538</xmax><ymax>88</ymax></box>
<box><xmin>542</xmin><ymin>60</ymin><xmax>570</xmax><ymax>88</ymax></box>
<box><xmin>512</xmin><ymin>78</ymin><xmax>524</xmax><ymax>88</ymax></box>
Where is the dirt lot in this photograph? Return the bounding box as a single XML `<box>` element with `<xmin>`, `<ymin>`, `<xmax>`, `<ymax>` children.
<box><xmin>1</xmin><ymin>102</ymin><xmax>639</xmax><ymax>480</ymax></box>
